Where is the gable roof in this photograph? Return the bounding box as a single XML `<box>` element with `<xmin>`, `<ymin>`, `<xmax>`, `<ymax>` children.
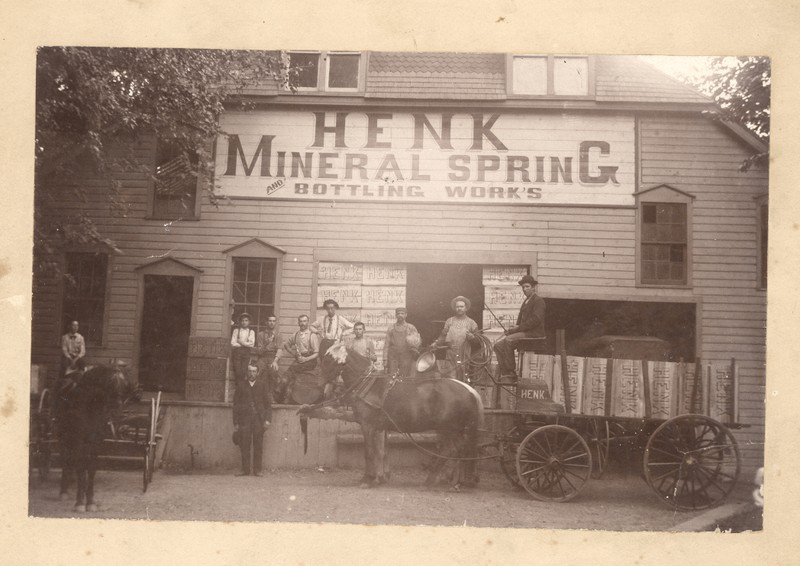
<box><xmin>595</xmin><ymin>56</ymin><xmax>711</xmax><ymax>104</ymax></box>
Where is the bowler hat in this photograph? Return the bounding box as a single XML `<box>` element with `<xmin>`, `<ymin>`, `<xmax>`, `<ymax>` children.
<box><xmin>322</xmin><ymin>299</ymin><xmax>340</xmax><ymax>309</ymax></box>
<box><xmin>450</xmin><ymin>295</ymin><xmax>471</xmax><ymax>312</ymax></box>
<box><xmin>518</xmin><ymin>275</ymin><xmax>538</xmax><ymax>286</ymax></box>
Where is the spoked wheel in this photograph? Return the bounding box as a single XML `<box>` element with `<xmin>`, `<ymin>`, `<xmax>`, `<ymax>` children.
<box><xmin>143</xmin><ymin>397</ymin><xmax>157</xmax><ymax>493</ymax></box>
<box><xmin>499</xmin><ymin>442</ymin><xmax>521</xmax><ymax>489</ymax></box>
<box><xmin>143</xmin><ymin>444</ymin><xmax>152</xmax><ymax>493</ymax></box>
<box><xmin>586</xmin><ymin>418</ymin><xmax>610</xmax><ymax>479</ymax></box>
<box><xmin>643</xmin><ymin>415</ymin><xmax>741</xmax><ymax>510</ymax></box>
<box><xmin>516</xmin><ymin>425</ymin><xmax>592</xmax><ymax>502</ymax></box>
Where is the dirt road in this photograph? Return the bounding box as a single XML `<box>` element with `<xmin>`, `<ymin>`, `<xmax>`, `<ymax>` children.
<box><xmin>28</xmin><ymin>466</ymin><xmax>752</xmax><ymax>531</ymax></box>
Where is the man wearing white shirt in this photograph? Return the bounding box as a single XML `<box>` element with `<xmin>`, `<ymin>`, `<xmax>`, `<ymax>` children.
<box><xmin>230</xmin><ymin>312</ymin><xmax>255</xmax><ymax>382</ymax></box>
<box><xmin>61</xmin><ymin>320</ymin><xmax>86</xmax><ymax>378</ymax></box>
<box><xmin>311</xmin><ymin>299</ymin><xmax>354</xmax><ymax>358</ymax></box>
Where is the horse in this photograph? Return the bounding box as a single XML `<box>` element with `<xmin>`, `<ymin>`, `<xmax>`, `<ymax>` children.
<box><xmin>54</xmin><ymin>362</ymin><xmax>140</xmax><ymax>512</ymax></box>
<box><xmin>313</xmin><ymin>343</ymin><xmax>484</xmax><ymax>490</ymax></box>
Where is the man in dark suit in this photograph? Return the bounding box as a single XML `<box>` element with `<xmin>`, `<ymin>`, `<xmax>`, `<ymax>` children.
<box><xmin>493</xmin><ymin>275</ymin><xmax>546</xmax><ymax>381</ymax></box>
<box><xmin>233</xmin><ymin>364</ymin><xmax>272</xmax><ymax>476</ymax></box>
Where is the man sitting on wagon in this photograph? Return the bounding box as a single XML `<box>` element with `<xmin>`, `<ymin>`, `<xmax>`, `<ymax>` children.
<box><xmin>493</xmin><ymin>275</ymin><xmax>546</xmax><ymax>381</ymax></box>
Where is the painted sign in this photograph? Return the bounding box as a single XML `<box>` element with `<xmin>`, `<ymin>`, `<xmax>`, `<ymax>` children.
<box><xmin>362</xmin><ymin>286</ymin><xmax>406</xmax><ymax>309</ymax></box>
<box><xmin>318</xmin><ymin>262</ymin><xmax>363</xmax><ymax>284</ymax></box>
<box><xmin>485</xmin><ymin>285</ymin><xmax>525</xmax><ymax>308</ymax></box>
<box><xmin>582</xmin><ymin>357</ymin><xmax>608</xmax><ymax>416</ymax></box>
<box><xmin>482</xmin><ymin>266</ymin><xmax>529</xmax><ymax>284</ymax></box>
<box><xmin>216</xmin><ymin>110</ymin><xmax>635</xmax><ymax>205</ymax></box>
<box><xmin>317</xmin><ymin>285</ymin><xmax>362</xmax><ymax>308</ymax></box>
<box><xmin>362</xmin><ymin>264</ymin><xmax>406</xmax><ymax>285</ymax></box>
<box><xmin>551</xmin><ymin>355</ymin><xmax>584</xmax><ymax>414</ymax></box>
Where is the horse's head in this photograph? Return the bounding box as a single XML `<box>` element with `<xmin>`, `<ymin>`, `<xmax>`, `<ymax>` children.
<box><xmin>107</xmin><ymin>359</ymin><xmax>141</xmax><ymax>409</ymax></box>
<box><xmin>321</xmin><ymin>342</ymin><xmax>372</xmax><ymax>387</ymax></box>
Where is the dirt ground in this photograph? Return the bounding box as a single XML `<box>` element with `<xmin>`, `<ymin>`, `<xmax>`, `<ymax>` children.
<box><xmin>27</xmin><ymin>464</ymin><xmax>758</xmax><ymax>531</ymax></box>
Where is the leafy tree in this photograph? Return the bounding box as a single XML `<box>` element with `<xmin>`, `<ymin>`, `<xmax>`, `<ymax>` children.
<box><xmin>34</xmin><ymin>47</ymin><xmax>289</xmax><ymax>274</ymax></box>
<box><xmin>694</xmin><ymin>56</ymin><xmax>770</xmax><ymax>172</ymax></box>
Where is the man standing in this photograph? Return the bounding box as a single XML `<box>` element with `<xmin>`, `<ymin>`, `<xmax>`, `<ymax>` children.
<box><xmin>280</xmin><ymin>314</ymin><xmax>321</xmax><ymax>403</ymax></box>
<box><xmin>493</xmin><ymin>275</ymin><xmax>546</xmax><ymax>381</ymax></box>
<box><xmin>383</xmin><ymin>307</ymin><xmax>419</xmax><ymax>377</ymax></box>
<box><xmin>433</xmin><ymin>296</ymin><xmax>479</xmax><ymax>379</ymax></box>
<box><xmin>230</xmin><ymin>313</ymin><xmax>255</xmax><ymax>382</ymax></box>
<box><xmin>311</xmin><ymin>299</ymin><xmax>354</xmax><ymax>358</ymax></box>
<box><xmin>255</xmin><ymin>315</ymin><xmax>283</xmax><ymax>399</ymax></box>
<box><xmin>61</xmin><ymin>320</ymin><xmax>86</xmax><ymax>378</ymax></box>
<box><xmin>233</xmin><ymin>364</ymin><xmax>272</xmax><ymax>476</ymax></box>
<box><xmin>345</xmin><ymin>322</ymin><xmax>377</xmax><ymax>364</ymax></box>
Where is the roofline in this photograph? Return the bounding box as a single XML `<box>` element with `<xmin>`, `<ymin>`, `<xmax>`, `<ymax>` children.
<box><xmin>134</xmin><ymin>256</ymin><xmax>204</xmax><ymax>273</ymax></box>
<box><xmin>716</xmin><ymin>119</ymin><xmax>769</xmax><ymax>154</ymax></box>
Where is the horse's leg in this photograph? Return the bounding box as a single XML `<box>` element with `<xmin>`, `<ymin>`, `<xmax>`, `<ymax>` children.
<box><xmin>461</xmin><ymin>422</ymin><xmax>479</xmax><ymax>488</ymax></box>
<box><xmin>85</xmin><ymin>447</ymin><xmax>98</xmax><ymax>512</ymax></box>
<box><xmin>359</xmin><ymin>423</ymin><xmax>376</xmax><ymax>487</ymax></box>
<box><xmin>74</xmin><ymin>445</ymin><xmax>87</xmax><ymax>512</ymax></box>
<box><xmin>375</xmin><ymin>429</ymin><xmax>388</xmax><ymax>484</ymax></box>
<box><xmin>425</xmin><ymin>434</ymin><xmax>450</xmax><ymax>486</ymax></box>
<box><xmin>59</xmin><ymin>443</ymin><xmax>72</xmax><ymax>500</ymax></box>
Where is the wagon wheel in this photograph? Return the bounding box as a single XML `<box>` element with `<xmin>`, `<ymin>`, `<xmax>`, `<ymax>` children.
<box><xmin>36</xmin><ymin>389</ymin><xmax>54</xmax><ymax>482</ymax></box>
<box><xmin>499</xmin><ymin>442</ymin><xmax>521</xmax><ymax>489</ymax></box>
<box><xmin>516</xmin><ymin>424</ymin><xmax>592</xmax><ymax>502</ymax></box>
<box><xmin>643</xmin><ymin>415</ymin><xmax>741</xmax><ymax>511</ymax></box>
<box><xmin>586</xmin><ymin>418</ymin><xmax>610</xmax><ymax>479</ymax></box>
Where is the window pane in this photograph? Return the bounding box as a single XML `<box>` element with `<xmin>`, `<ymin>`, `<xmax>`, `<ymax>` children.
<box><xmin>513</xmin><ymin>56</ymin><xmax>547</xmax><ymax>95</ymax></box>
<box><xmin>328</xmin><ymin>54</ymin><xmax>359</xmax><ymax>89</ymax></box>
<box><xmin>643</xmin><ymin>204</ymin><xmax>657</xmax><ymax>224</ymax></box>
<box><xmin>290</xmin><ymin>52</ymin><xmax>319</xmax><ymax>88</ymax></box>
<box><xmin>554</xmin><ymin>57</ymin><xmax>588</xmax><ymax>95</ymax></box>
<box><xmin>62</xmin><ymin>252</ymin><xmax>107</xmax><ymax>346</ymax></box>
<box><xmin>230</xmin><ymin>258</ymin><xmax>277</xmax><ymax>334</ymax></box>
<box><xmin>233</xmin><ymin>260</ymin><xmax>247</xmax><ymax>282</ymax></box>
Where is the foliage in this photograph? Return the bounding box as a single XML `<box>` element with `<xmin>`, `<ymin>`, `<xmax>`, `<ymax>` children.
<box><xmin>694</xmin><ymin>56</ymin><xmax>770</xmax><ymax>172</ymax></box>
<box><xmin>34</xmin><ymin>47</ymin><xmax>288</xmax><ymax>273</ymax></box>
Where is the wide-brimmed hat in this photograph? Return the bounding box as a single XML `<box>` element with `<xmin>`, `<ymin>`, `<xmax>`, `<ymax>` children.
<box><xmin>239</xmin><ymin>312</ymin><xmax>251</xmax><ymax>321</ymax></box>
<box><xmin>518</xmin><ymin>275</ymin><xmax>538</xmax><ymax>286</ymax></box>
<box><xmin>450</xmin><ymin>295</ymin><xmax>471</xmax><ymax>312</ymax></box>
<box><xmin>322</xmin><ymin>299</ymin><xmax>340</xmax><ymax>309</ymax></box>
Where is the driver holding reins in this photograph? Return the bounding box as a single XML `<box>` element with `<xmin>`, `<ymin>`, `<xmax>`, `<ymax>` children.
<box><xmin>493</xmin><ymin>275</ymin><xmax>546</xmax><ymax>382</ymax></box>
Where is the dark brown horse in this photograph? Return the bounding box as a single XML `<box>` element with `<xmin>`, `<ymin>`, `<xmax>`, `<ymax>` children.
<box><xmin>315</xmin><ymin>343</ymin><xmax>484</xmax><ymax>489</ymax></box>
<box><xmin>54</xmin><ymin>363</ymin><xmax>140</xmax><ymax>512</ymax></box>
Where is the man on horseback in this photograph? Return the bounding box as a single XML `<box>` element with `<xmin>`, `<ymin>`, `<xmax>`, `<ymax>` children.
<box><xmin>493</xmin><ymin>275</ymin><xmax>546</xmax><ymax>381</ymax></box>
<box><xmin>279</xmin><ymin>314</ymin><xmax>321</xmax><ymax>404</ymax></box>
<box><xmin>311</xmin><ymin>299</ymin><xmax>354</xmax><ymax>358</ymax></box>
<box><xmin>61</xmin><ymin>320</ymin><xmax>86</xmax><ymax>378</ymax></box>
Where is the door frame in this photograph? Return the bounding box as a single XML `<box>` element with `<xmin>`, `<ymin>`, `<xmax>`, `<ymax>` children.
<box><xmin>132</xmin><ymin>257</ymin><xmax>202</xmax><ymax>395</ymax></box>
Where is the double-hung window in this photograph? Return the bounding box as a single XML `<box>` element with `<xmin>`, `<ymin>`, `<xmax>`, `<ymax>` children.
<box><xmin>287</xmin><ymin>51</ymin><xmax>362</xmax><ymax>92</ymax></box>
<box><xmin>62</xmin><ymin>252</ymin><xmax>109</xmax><ymax>345</ymax></box>
<box><xmin>510</xmin><ymin>55</ymin><xmax>592</xmax><ymax>97</ymax></box>
<box><xmin>151</xmin><ymin>138</ymin><xmax>200</xmax><ymax>220</ymax></box>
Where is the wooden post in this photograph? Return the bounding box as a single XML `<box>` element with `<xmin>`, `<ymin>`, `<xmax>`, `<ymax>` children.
<box><xmin>556</xmin><ymin>329</ymin><xmax>571</xmax><ymax>414</ymax></box>
<box><xmin>691</xmin><ymin>357</ymin><xmax>702</xmax><ymax>414</ymax></box>
<box><xmin>731</xmin><ymin>357</ymin><xmax>739</xmax><ymax>424</ymax></box>
<box><xmin>604</xmin><ymin>358</ymin><xmax>614</xmax><ymax>417</ymax></box>
<box><xmin>641</xmin><ymin>357</ymin><xmax>652</xmax><ymax>419</ymax></box>
<box><xmin>704</xmin><ymin>363</ymin><xmax>712</xmax><ymax>417</ymax></box>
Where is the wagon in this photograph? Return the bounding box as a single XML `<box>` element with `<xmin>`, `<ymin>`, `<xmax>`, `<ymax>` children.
<box><xmin>463</xmin><ymin>334</ymin><xmax>744</xmax><ymax>511</ymax></box>
<box><xmin>30</xmin><ymin>388</ymin><xmax>164</xmax><ymax>493</ymax></box>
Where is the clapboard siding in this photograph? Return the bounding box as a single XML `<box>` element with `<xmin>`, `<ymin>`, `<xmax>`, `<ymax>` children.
<box><xmin>640</xmin><ymin>115</ymin><xmax>767</xmax><ymax>474</ymax></box>
<box><xmin>32</xmin><ymin>110</ymin><xmax>767</xmax><ymax>477</ymax></box>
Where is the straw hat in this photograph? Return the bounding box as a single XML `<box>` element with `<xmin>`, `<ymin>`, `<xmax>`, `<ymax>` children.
<box><xmin>450</xmin><ymin>295</ymin><xmax>471</xmax><ymax>312</ymax></box>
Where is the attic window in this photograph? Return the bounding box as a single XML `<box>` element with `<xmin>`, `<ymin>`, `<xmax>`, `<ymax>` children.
<box><xmin>510</xmin><ymin>55</ymin><xmax>591</xmax><ymax>96</ymax></box>
<box><xmin>288</xmin><ymin>51</ymin><xmax>362</xmax><ymax>92</ymax></box>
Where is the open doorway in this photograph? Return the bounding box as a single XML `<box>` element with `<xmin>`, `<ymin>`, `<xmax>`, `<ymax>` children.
<box><xmin>406</xmin><ymin>263</ymin><xmax>484</xmax><ymax>346</ymax></box>
<box><xmin>138</xmin><ymin>274</ymin><xmax>194</xmax><ymax>393</ymax></box>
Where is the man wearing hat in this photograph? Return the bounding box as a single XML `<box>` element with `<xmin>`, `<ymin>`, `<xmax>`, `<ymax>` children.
<box><xmin>233</xmin><ymin>364</ymin><xmax>272</xmax><ymax>476</ymax></box>
<box><xmin>493</xmin><ymin>275</ymin><xmax>546</xmax><ymax>381</ymax></box>
<box><xmin>383</xmin><ymin>307</ymin><xmax>420</xmax><ymax>377</ymax></box>
<box><xmin>432</xmin><ymin>296</ymin><xmax>479</xmax><ymax>378</ymax></box>
<box><xmin>230</xmin><ymin>312</ymin><xmax>256</xmax><ymax>382</ymax></box>
<box><xmin>311</xmin><ymin>298</ymin><xmax>354</xmax><ymax>358</ymax></box>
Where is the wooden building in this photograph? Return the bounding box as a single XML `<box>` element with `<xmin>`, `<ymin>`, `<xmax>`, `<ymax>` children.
<box><xmin>32</xmin><ymin>53</ymin><xmax>768</xmax><ymax>475</ymax></box>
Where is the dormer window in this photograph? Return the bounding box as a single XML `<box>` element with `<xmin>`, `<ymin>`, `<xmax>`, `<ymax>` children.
<box><xmin>287</xmin><ymin>51</ymin><xmax>362</xmax><ymax>92</ymax></box>
<box><xmin>509</xmin><ymin>55</ymin><xmax>592</xmax><ymax>97</ymax></box>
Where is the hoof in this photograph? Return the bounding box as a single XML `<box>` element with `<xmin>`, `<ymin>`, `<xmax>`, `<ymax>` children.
<box><xmin>449</xmin><ymin>484</ymin><xmax>461</xmax><ymax>493</ymax></box>
<box><xmin>74</xmin><ymin>504</ymin><xmax>86</xmax><ymax>513</ymax></box>
<box><xmin>376</xmin><ymin>475</ymin><xmax>389</xmax><ymax>485</ymax></box>
<box><xmin>359</xmin><ymin>482</ymin><xmax>372</xmax><ymax>489</ymax></box>
<box><xmin>59</xmin><ymin>492</ymin><xmax>70</xmax><ymax>502</ymax></box>
<box><xmin>86</xmin><ymin>503</ymin><xmax>98</xmax><ymax>512</ymax></box>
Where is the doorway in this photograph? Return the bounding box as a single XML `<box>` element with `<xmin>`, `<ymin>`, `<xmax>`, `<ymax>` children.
<box><xmin>138</xmin><ymin>275</ymin><xmax>194</xmax><ymax>393</ymax></box>
<box><xmin>406</xmin><ymin>263</ymin><xmax>484</xmax><ymax>346</ymax></box>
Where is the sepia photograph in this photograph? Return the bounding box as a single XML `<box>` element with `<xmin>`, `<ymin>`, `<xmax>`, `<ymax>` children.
<box><xmin>3</xmin><ymin>1</ymin><xmax>798</xmax><ymax>564</ymax></box>
<box><xmin>27</xmin><ymin>47</ymin><xmax>766</xmax><ymax>531</ymax></box>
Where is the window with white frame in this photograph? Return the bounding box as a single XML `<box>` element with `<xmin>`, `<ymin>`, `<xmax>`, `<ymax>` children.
<box><xmin>641</xmin><ymin>203</ymin><xmax>688</xmax><ymax>286</ymax></box>
<box><xmin>510</xmin><ymin>55</ymin><xmax>590</xmax><ymax>96</ymax></box>
<box><xmin>287</xmin><ymin>51</ymin><xmax>361</xmax><ymax>92</ymax></box>
<box><xmin>152</xmin><ymin>138</ymin><xmax>199</xmax><ymax>220</ymax></box>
